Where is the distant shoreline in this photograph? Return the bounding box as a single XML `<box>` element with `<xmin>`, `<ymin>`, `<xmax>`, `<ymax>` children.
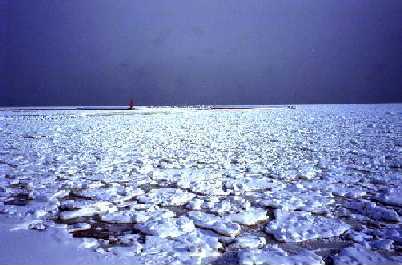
<box><xmin>1</xmin><ymin>103</ymin><xmax>401</xmax><ymax>112</ymax></box>
<box><xmin>0</xmin><ymin>105</ymin><xmax>292</xmax><ymax>111</ymax></box>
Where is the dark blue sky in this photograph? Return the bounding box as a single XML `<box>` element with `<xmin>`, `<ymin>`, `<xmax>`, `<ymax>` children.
<box><xmin>1</xmin><ymin>0</ymin><xmax>402</xmax><ymax>106</ymax></box>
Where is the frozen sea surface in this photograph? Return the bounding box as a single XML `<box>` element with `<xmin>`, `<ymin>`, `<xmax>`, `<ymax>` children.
<box><xmin>0</xmin><ymin>104</ymin><xmax>401</xmax><ymax>264</ymax></box>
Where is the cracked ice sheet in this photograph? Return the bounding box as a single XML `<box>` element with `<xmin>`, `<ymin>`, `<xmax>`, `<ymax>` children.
<box><xmin>265</xmin><ymin>210</ymin><xmax>351</xmax><ymax>242</ymax></box>
<box><xmin>239</xmin><ymin>245</ymin><xmax>324</xmax><ymax>265</ymax></box>
<box><xmin>1</xmin><ymin>105</ymin><xmax>402</xmax><ymax>263</ymax></box>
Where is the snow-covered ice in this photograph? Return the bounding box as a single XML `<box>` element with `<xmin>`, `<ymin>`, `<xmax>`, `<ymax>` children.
<box><xmin>59</xmin><ymin>201</ymin><xmax>117</xmax><ymax>221</ymax></box>
<box><xmin>265</xmin><ymin>209</ymin><xmax>351</xmax><ymax>242</ymax></box>
<box><xmin>333</xmin><ymin>244</ymin><xmax>402</xmax><ymax>265</ymax></box>
<box><xmin>376</xmin><ymin>187</ymin><xmax>402</xmax><ymax>207</ymax></box>
<box><xmin>137</xmin><ymin>188</ymin><xmax>195</xmax><ymax>206</ymax></box>
<box><xmin>227</xmin><ymin>207</ymin><xmax>268</xmax><ymax>225</ymax></box>
<box><xmin>230</xmin><ymin>235</ymin><xmax>266</xmax><ymax>249</ymax></box>
<box><xmin>0</xmin><ymin>104</ymin><xmax>402</xmax><ymax>264</ymax></box>
<box><xmin>188</xmin><ymin>210</ymin><xmax>241</xmax><ymax>237</ymax></box>
<box><xmin>346</xmin><ymin>200</ymin><xmax>400</xmax><ymax>222</ymax></box>
<box><xmin>239</xmin><ymin>245</ymin><xmax>324</xmax><ymax>265</ymax></box>
<box><xmin>135</xmin><ymin>216</ymin><xmax>196</xmax><ymax>238</ymax></box>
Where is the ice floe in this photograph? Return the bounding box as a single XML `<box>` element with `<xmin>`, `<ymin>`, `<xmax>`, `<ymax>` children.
<box><xmin>28</xmin><ymin>220</ymin><xmax>48</xmax><ymax>231</ymax></box>
<box><xmin>370</xmin><ymin>239</ymin><xmax>394</xmax><ymax>251</ymax></box>
<box><xmin>68</xmin><ymin>223</ymin><xmax>92</xmax><ymax>233</ymax></box>
<box><xmin>230</xmin><ymin>235</ymin><xmax>266</xmax><ymax>249</ymax></box>
<box><xmin>135</xmin><ymin>216</ymin><xmax>196</xmax><ymax>238</ymax></box>
<box><xmin>376</xmin><ymin>187</ymin><xmax>402</xmax><ymax>207</ymax></box>
<box><xmin>333</xmin><ymin>244</ymin><xmax>402</xmax><ymax>265</ymax></box>
<box><xmin>59</xmin><ymin>201</ymin><xmax>117</xmax><ymax>221</ymax></box>
<box><xmin>346</xmin><ymin>200</ymin><xmax>400</xmax><ymax>222</ymax></box>
<box><xmin>239</xmin><ymin>245</ymin><xmax>324</xmax><ymax>265</ymax></box>
<box><xmin>227</xmin><ymin>207</ymin><xmax>268</xmax><ymax>225</ymax></box>
<box><xmin>265</xmin><ymin>210</ymin><xmax>351</xmax><ymax>242</ymax></box>
<box><xmin>131</xmin><ymin>208</ymin><xmax>175</xmax><ymax>223</ymax></box>
<box><xmin>188</xmin><ymin>211</ymin><xmax>241</xmax><ymax>237</ymax></box>
<box><xmin>257</xmin><ymin>186</ymin><xmax>334</xmax><ymax>213</ymax></box>
<box><xmin>140</xmin><ymin>231</ymin><xmax>222</xmax><ymax>264</ymax></box>
<box><xmin>187</xmin><ymin>196</ymin><xmax>251</xmax><ymax>215</ymax></box>
<box><xmin>137</xmin><ymin>188</ymin><xmax>195</xmax><ymax>206</ymax></box>
<box><xmin>100</xmin><ymin>212</ymin><xmax>133</xmax><ymax>224</ymax></box>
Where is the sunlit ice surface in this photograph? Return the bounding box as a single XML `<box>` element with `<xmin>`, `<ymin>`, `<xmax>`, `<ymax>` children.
<box><xmin>0</xmin><ymin>104</ymin><xmax>401</xmax><ymax>265</ymax></box>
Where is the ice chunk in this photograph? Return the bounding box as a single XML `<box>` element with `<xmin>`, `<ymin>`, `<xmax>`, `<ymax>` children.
<box><xmin>33</xmin><ymin>209</ymin><xmax>47</xmax><ymax>218</ymax></box>
<box><xmin>227</xmin><ymin>208</ymin><xmax>268</xmax><ymax>225</ymax></box>
<box><xmin>137</xmin><ymin>188</ymin><xmax>195</xmax><ymax>206</ymax></box>
<box><xmin>188</xmin><ymin>211</ymin><xmax>241</xmax><ymax>237</ymax></box>
<box><xmin>345</xmin><ymin>230</ymin><xmax>372</xmax><ymax>243</ymax></box>
<box><xmin>230</xmin><ymin>235</ymin><xmax>266</xmax><ymax>249</ymax></box>
<box><xmin>265</xmin><ymin>210</ymin><xmax>350</xmax><ymax>242</ymax></box>
<box><xmin>117</xmin><ymin>233</ymin><xmax>141</xmax><ymax>245</ymax></box>
<box><xmin>376</xmin><ymin>187</ymin><xmax>402</xmax><ymax>207</ymax></box>
<box><xmin>186</xmin><ymin>198</ymin><xmax>204</xmax><ymax>210</ymax></box>
<box><xmin>330</xmin><ymin>185</ymin><xmax>367</xmax><ymax>199</ymax></box>
<box><xmin>297</xmin><ymin>165</ymin><xmax>321</xmax><ymax>180</ymax></box>
<box><xmin>135</xmin><ymin>216</ymin><xmax>195</xmax><ymax>238</ymax></box>
<box><xmin>187</xmin><ymin>179</ymin><xmax>229</xmax><ymax>196</ymax></box>
<box><xmin>230</xmin><ymin>176</ymin><xmax>283</xmax><ymax>192</ymax></box>
<box><xmin>346</xmin><ymin>200</ymin><xmax>400</xmax><ymax>222</ymax></box>
<box><xmin>370</xmin><ymin>239</ymin><xmax>394</xmax><ymax>251</ymax></box>
<box><xmin>372</xmin><ymin>227</ymin><xmax>402</xmax><ymax>244</ymax></box>
<box><xmin>100</xmin><ymin>212</ymin><xmax>133</xmax><ymax>224</ymax></box>
<box><xmin>239</xmin><ymin>245</ymin><xmax>323</xmax><ymax>265</ymax></box>
<box><xmin>79</xmin><ymin>238</ymin><xmax>100</xmax><ymax>249</ymax></box>
<box><xmin>141</xmin><ymin>236</ymin><xmax>201</xmax><ymax>264</ymax></box>
<box><xmin>59</xmin><ymin>201</ymin><xmax>117</xmax><ymax>221</ymax></box>
<box><xmin>258</xmin><ymin>188</ymin><xmax>334</xmax><ymax>213</ymax></box>
<box><xmin>28</xmin><ymin>220</ymin><xmax>48</xmax><ymax>231</ymax></box>
<box><xmin>67</xmin><ymin>223</ymin><xmax>91</xmax><ymax>232</ymax></box>
<box><xmin>0</xmin><ymin>202</ymin><xmax>6</xmax><ymax>214</ymax></box>
<box><xmin>50</xmin><ymin>190</ymin><xmax>70</xmax><ymax>200</ymax></box>
<box><xmin>370</xmin><ymin>174</ymin><xmax>402</xmax><ymax>186</ymax></box>
<box><xmin>174</xmin><ymin>230</ymin><xmax>222</xmax><ymax>257</ymax></box>
<box><xmin>333</xmin><ymin>244</ymin><xmax>402</xmax><ymax>265</ymax></box>
<box><xmin>198</xmin><ymin>196</ymin><xmax>251</xmax><ymax>215</ymax></box>
<box><xmin>142</xmin><ymin>230</ymin><xmax>222</xmax><ymax>262</ymax></box>
<box><xmin>111</xmin><ymin>243</ymin><xmax>143</xmax><ymax>256</ymax></box>
<box><xmin>131</xmin><ymin>208</ymin><xmax>175</xmax><ymax>223</ymax></box>
<box><xmin>142</xmin><ymin>236</ymin><xmax>175</xmax><ymax>254</ymax></box>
